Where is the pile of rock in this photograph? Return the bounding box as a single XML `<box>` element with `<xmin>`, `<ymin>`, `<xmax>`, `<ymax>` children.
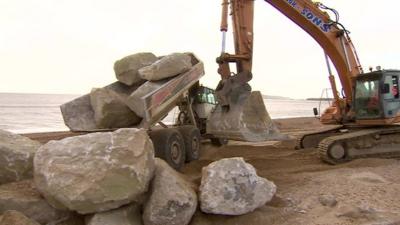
<box><xmin>0</xmin><ymin>128</ymin><xmax>276</xmax><ymax>225</ymax></box>
<box><xmin>61</xmin><ymin>52</ymin><xmax>193</xmax><ymax>131</ymax></box>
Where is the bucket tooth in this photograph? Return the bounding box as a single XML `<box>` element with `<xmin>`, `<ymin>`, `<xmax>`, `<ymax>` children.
<box><xmin>207</xmin><ymin>91</ymin><xmax>287</xmax><ymax>142</ymax></box>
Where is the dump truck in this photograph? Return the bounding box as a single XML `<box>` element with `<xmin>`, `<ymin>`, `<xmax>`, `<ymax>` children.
<box><xmin>61</xmin><ymin>53</ymin><xmax>281</xmax><ymax>170</ymax></box>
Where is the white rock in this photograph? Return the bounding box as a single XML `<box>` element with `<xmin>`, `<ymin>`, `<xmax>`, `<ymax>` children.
<box><xmin>138</xmin><ymin>53</ymin><xmax>192</xmax><ymax>81</ymax></box>
<box><xmin>34</xmin><ymin>128</ymin><xmax>155</xmax><ymax>214</ymax></box>
<box><xmin>0</xmin><ymin>130</ymin><xmax>41</xmax><ymax>184</ymax></box>
<box><xmin>199</xmin><ymin>157</ymin><xmax>276</xmax><ymax>215</ymax></box>
<box><xmin>143</xmin><ymin>158</ymin><xmax>197</xmax><ymax>225</ymax></box>
<box><xmin>114</xmin><ymin>53</ymin><xmax>158</xmax><ymax>86</ymax></box>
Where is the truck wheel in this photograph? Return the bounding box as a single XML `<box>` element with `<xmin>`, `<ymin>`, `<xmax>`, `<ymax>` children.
<box><xmin>177</xmin><ymin>125</ymin><xmax>201</xmax><ymax>162</ymax></box>
<box><xmin>210</xmin><ymin>137</ymin><xmax>228</xmax><ymax>147</ymax></box>
<box><xmin>149</xmin><ymin>128</ymin><xmax>186</xmax><ymax>170</ymax></box>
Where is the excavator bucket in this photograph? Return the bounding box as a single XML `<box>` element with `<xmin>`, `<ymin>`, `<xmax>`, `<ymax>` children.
<box><xmin>207</xmin><ymin>90</ymin><xmax>287</xmax><ymax>142</ymax></box>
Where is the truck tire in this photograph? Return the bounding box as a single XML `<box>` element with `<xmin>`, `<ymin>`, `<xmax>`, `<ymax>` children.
<box><xmin>210</xmin><ymin>137</ymin><xmax>228</xmax><ymax>147</ymax></box>
<box><xmin>149</xmin><ymin>128</ymin><xmax>186</xmax><ymax>170</ymax></box>
<box><xmin>176</xmin><ymin>125</ymin><xmax>201</xmax><ymax>162</ymax></box>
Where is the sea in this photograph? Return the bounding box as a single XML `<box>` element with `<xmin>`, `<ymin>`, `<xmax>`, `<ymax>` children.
<box><xmin>0</xmin><ymin>93</ymin><xmax>330</xmax><ymax>134</ymax></box>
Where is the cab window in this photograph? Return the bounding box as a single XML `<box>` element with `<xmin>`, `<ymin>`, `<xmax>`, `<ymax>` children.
<box><xmin>355</xmin><ymin>79</ymin><xmax>381</xmax><ymax>119</ymax></box>
<box><xmin>391</xmin><ymin>76</ymin><xmax>399</xmax><ymax>98</ymax></box>
<box><xmin>196</xmin><ymin>87</ymin><xmax>217</xmax><ymax>105</ymax></box>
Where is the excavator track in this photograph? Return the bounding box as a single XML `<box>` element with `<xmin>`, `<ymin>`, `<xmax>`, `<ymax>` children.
<box><xmin>295</xmin><ymin>126</ymin><xmax>343</xmax><ymax>149</ymax></box>
<box><xmin>318</xmin><ymin>126</ymin><xmax>400</xmax><ymax>164</ymax></box>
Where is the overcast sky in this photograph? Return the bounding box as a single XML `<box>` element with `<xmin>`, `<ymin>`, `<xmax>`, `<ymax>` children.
<box><xmin>1</xmin><ymin>0</ymin><xmax>399</xmax><ymax>99</ymax></box>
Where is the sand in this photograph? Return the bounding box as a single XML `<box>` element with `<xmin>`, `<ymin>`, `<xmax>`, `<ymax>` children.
<box><xmin>23</xmin><ymin>117</ymin><xmax>400</xmax><ymax>224</ymax></box>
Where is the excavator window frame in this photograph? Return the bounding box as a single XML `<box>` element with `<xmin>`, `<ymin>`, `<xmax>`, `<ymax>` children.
<box><xmin>354</xmin><ymin>74</ymin><xmax>384</xmax><ymax>120</ymax></box>
<box><xmin>195</xmin><ymin>86</ymin><xmax>217</xmax><ymax>105</ymax></box>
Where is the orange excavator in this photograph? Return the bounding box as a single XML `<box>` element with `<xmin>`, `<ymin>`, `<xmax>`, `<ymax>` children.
<box><xmin>207</xmin><ymin>0</ymin><xmax>400</xmax><ymax>164</ymax></box>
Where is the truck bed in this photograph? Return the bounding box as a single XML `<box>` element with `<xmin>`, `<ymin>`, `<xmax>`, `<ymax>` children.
<box><xmin>139</xmin><ymin>53</ymin><xmax>204</xmax><ymax>128</ymax></box>
<box><xmin>60</xmin><ymin>53</ymin><xmax>204</xmax><ymax>131</ymax></box>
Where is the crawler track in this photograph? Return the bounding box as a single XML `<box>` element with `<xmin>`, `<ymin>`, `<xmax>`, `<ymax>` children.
<box><xmin>318</xmin><ymin>126</ymin><xmax>400</xmax><ymax>164</ymax></box>
<box><xmin>295</xmin><ymin>126</ymin><xmax>343</xmax><ymax>149</ymax></box>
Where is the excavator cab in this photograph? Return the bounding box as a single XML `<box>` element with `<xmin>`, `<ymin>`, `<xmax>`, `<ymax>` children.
<box><xmin>354</xmin><ymin>70</ymin><xmax>400</xmax><ymax>124</ymax></box>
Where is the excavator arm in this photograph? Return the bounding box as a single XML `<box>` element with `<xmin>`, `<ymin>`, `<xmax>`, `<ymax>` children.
<box><xmin>216</xmin><ymin>0</ymin><xmax>364</xmax><ymax>123</ymax></box>
<box><xmin>208</xmin><ymin>0</ymin><xmax>285</xmax><ymax>142</ymax></box>
<box><xmin>208</xmin><ymin>0</ymin><xmax>366</xmax><ymax>141</ymax></box>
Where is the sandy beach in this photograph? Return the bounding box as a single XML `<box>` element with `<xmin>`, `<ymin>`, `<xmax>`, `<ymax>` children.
<box><xmin>20</xmin><ymin>117</ymin><xmax>400</xmax><ymax>224</ymax></box>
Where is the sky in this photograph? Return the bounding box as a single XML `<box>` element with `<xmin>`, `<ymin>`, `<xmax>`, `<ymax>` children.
<box><xmin>0</xmin><ymin>0</ymin><xmax>399</xmax><ymax>99</ymax></box>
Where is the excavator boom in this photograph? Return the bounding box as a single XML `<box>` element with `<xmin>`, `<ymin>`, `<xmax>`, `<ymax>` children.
<box><xmin>215</xmin><ymin>0</ymin><xmax>365</xmax><ymax>123</ymax></box>
<box><xmin>209</xmin><ymin>0</ymin><xmax>400</xmax><ymax>164</ymax></box>
<box><xmin>208</xmin><ymin>0</ymin><xmax>364</xmax><ymax>141</ymax></box>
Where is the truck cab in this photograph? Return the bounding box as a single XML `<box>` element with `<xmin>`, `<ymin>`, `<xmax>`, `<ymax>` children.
<box><xmin>354</xmin><ymin>70</ymin><xmax>400</xmax><ymax>124</ymax></box>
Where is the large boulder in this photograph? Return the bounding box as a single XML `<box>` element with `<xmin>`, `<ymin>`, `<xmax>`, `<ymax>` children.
<box><xmin>114</xmin><ymin>53</ymin><xmax>158</xmax><ymax>86</ymax></box>
<box><xmin>0</xmin><ymin>210</ymin><xmax>40</xmax><ymax>225</ymax></box>
<box><xmin>86</xmin><ymin>203</ymin><xmax>142</xmax><ymax>225</ymax></box>
<box><xmin>60</xmin><ymin>95</ymin><xmax>97</xmax><ymax>131</ymax></box>
<box><xmin>126</xmin><ymin>81</ymin><xmax>165</xmax><ymax>118</ymax></box>
<box><xmin>138</xmin><ymin>53</ymin><xmax>192</xmax><ymax>81</ymax></box>
<box><xmin>34</xmin><ymin>128</ymin><xmax>155</xmax><ymax>214</ymax></box>
<box><xmin>0</xmin><ymin>179</ymin><xmax>70</xmax><ymax>224</ymax></box>
<box><xmin>0</xmin><ymin>130</ymin><xmax>41</xmax><ymax>184</ymax></box>
<box><xmin>199</xmin><ymin>157</ymin><xmax>276</xmax><ymax>215</ymax></box>
<box><xmin>61</xmin><ymin>82</ymin><xmax>141</xmax><ymax>131</ymax></box>
<box><xmin>143</xmin><ymin>158</ymin><xmax>197</xmax><ymax>225</ymax></box>
<box><xmin>90</xmin><ymin>88</ymin><xmax>141</xmax><ymax>128</ymax></box>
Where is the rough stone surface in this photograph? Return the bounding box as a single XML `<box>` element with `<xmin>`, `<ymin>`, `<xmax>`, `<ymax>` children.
<box><xmin>60</xmin><ymin>95</ymin><xmax>97</xmax><ymax>131</ymax></box>
<box><xmin>114</xmin><ymin>53</ymin><xmax>158</xmax><ymax>86</ymax></box>
<box><xmin>0</xmin><ymin>130</ymin><xmax>41</xmax><ymax>184</ymax></box>
<box><xmin>139</xmin><ymin>53</ymin><xmax>192</xmax><ymax>81</ymax></box>
<box><xmin>318</xmin><ymin>194</ymin><xmax>337</xmax><ymax>207</ymax></box>
<box><xmin>126</xmin><ymin>81</ymin><xmax>165</xmax><ymax>118</ymax></box>
<box><xmin>86</xmin><ymin>204</ymin><xmax>142</xmax><ymax>225</ymax></box>
<box><xmin>90</xmin><ymin>88</ymin><xmax>141</xmax><ymax>128</ymax></box>
<box><xmin>199</xmin><ymin>157</ymin><xmax>276</xmax><ymax>215</ymax></box>
<box><xmin>143</xmin><ymin>158</ymin><xmax>197</xmax><ymax>225</ymax></box>
<box><xmin>34</xmin><ymin>128</ymin><xmax>155</xmax><ymax>214</ymax></box>
<box><xmin>61</xmin><ymin>82</ymin><xmax>141</xmax><ymax>131</ymax></box>
<box><xmin>0</xmin><ymin>179</ymin><xmax>70</xmax><ymax>224</ymax></box>
<box><xmin>0</xmin><ymin>210</ymin><xmax>40</xmax><ymax>225</ymax></box>
<box><xmin>207</xmin><ymin>91</ymin><xmax>287</xmax><ymax>142</ymax></box>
